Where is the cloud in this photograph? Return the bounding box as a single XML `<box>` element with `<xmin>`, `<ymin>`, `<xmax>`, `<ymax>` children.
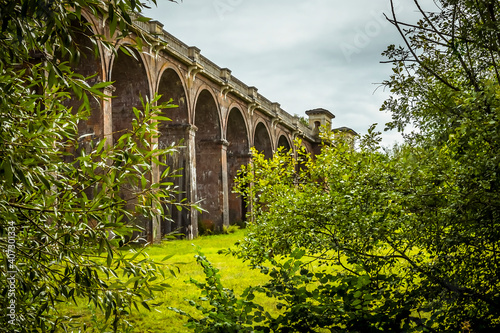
<box><xmin>144</xmin><ymin>0</ymin><xmax>437</xmax><ymax>146</ymax></box>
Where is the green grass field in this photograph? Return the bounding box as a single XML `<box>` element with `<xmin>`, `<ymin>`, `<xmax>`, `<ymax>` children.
<box><xmin>58</xmin><ymin>228</ymin><xmax>429</xmax><ymax>332</ymax></box>
<box><xmin>127</xmin><ymin>229</ymin><xmax>270</xmax><ymax>333</ymax></box>
<box><xmin>63</xmin><ymin>229</ymin><xmax>274</xmax><ymax>332</ymax></box>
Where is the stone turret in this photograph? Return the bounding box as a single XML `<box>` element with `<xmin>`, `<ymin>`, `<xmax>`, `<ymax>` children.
<box><xmin>305</xmin><ymin>108</ymin><xmax>335</xmax><ymax>135</ymax></box>
<box><xmin>333</xmin><ymin>126</ymin><xmax>358</xmax><ymax>146</ymax></box>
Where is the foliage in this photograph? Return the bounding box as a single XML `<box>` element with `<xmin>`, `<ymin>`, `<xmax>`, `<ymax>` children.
<box><xmin>230</xmin><ymin>135</ymin><xmax>438</xmax><ymax>332</ymax></box>
<box><xmin>170</xmin><ymin>251</ymin><xmax>267</xmax><ymax>333</ymax></box>
<box><xmin>222</xmin><ymin>225</ymin><xmax>240</xmax><ymax>235</ymax></box>
<box><xmin>294</xmin><ymin>115</ymin><xmax>310</xmax><ymax>128</ymax></box>
<box><xmin>181</xmin><ymin>1</ymin><xmax>500</xmax><ymax>331</ymax></box>
<box><xmin>0</xmin><ymin>0</ymin><xmax>185</xmax><ymax>332</ymax></box>
<box><xmin>54</xmin><ymin>229</ymin><xmax>270</xmax><ymax>333</ymax></box>
<box><xmin>379</xmin><ymin>1</ymin><xmax>500</xmax><ymax>328</ymax></box>
<box><xmin>198</xmin><ymin>219</ymin><xmax>216</xmax><ymax>236</ymax></box>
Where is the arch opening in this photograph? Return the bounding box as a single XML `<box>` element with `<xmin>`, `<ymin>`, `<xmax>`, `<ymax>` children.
<box><xmin>157</xmin><ymin>68</ymin><xmax>190</xmax><ymax>235</ymax></box>
<box><xmin>194</xmin><ymin>90</ymin><xmax>224</xmax><ymax>232</ymax></box>
<box><xmin>111</xmin><ymin>47</ymin><xmax>150</xmax><ymax>143</ymax></box>
<box><xmin>65</xmin><ymin>19</ymin><xmax>102</xmax><ymax>153</ymax></box>
<box><xmin>277</xmin><ymin>135</ymin><xmax>291</xmax><ymax>152</ymax></box>
<box><xmin>111</xmin><ymin>47</ymin><xmax>151</xmax><ymax>240</ymax></box>
<box><xmin>254</xmin><ymin>122</ymin><xmax>273</xmax><ymax>159</ymax></box>
<box><xmin>226</xmin><ymin>108</ymin><xmax>250</xmax><ymax>225</ymax></box>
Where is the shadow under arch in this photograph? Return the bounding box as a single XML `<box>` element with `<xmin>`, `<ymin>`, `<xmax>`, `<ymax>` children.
<box><xmin>277</xmin><ymin>134</ymin><xmax>292</xmax><ymax>152</ymax></box>
<box><xmin>226</xmin><ymin>107</ymin><xmax>250</xmax><ymax>225</ymax></box>
<box><xmin>110</xmin><ymin>46</ymin><xmax>150</xmax><ymax>143</ymax></box>
<box><xmin>157</xmin><ymin>67</ymin><xmax>191</xmax><ymax>236</ymax></box>
<box><xmin>253</xmin><ymin>122</ymin><xmax>273</xmax><ymax>159</ymax></box>
<box><xmin>64</xmin><ymin>18</ymin><xmax>103</xmax><ymax>150</ymax></box>
<box><xmin>110</xmin><ymin>45</ymin><xmax>151</xmax><ymax>241</ymax></box>
<box><xmin>194</xmin><ymin>89</ymin><xmax>224</xmax><ymax>231</ymax></box>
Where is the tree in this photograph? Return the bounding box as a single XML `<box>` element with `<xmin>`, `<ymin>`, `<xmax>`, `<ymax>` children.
<box><xmin>0</xmin><ymin>0</ymin><xmax>185</xmax><ymax>331</ymax></box>
<box><xmin>379</xmin><ymin>0</ymin><xmax>500</xmax><ymax>329</ymax></box>
<box><xmin>181</xmin><ymin>1</ymin><xmax>500</xmax><ymax>331</ymax></box>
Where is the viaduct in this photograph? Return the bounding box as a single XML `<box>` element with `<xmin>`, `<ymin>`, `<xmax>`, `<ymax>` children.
<box><xmin>70</xmin><ymin>9</ymin><xmax>353</xmax><ymax>241</ymax></box>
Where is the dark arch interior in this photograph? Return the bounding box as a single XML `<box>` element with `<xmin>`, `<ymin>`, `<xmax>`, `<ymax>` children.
<box><xmin>111</xmin><ymin>47</ymin><xmax>151</xmax><ymax>239</ymax></box>
<box><xmin>158</xmin><ymin>68</ymin><xmax>188</xmax><ymax>125</ymax></box>
<box><xmin>195</xmin><ymin>90</ymin><xmax>221</xmax><ymax>140</ymax></box>
<box><xmin>157</xmin><ymin>68</ymin><xmax>190</xmax><ymax>235</ymax></box>
<box><xmin>195</xmin><ymin>90</ymin><xmax>223</xmax><ymax>230</ymax></box>
<box><xmin>66</xmin><ymin>19</ymin><xmax>102</xmax><ymax>142</ymax></box>
<box><xmin>227</xmin><ymin>108</ymin><xmax>248</xmax><ymax>155</ymax></box>
<box><xmin>226</xmin><ymin>108</ymin><xmax>250</xmax><ymax>224</ymax></box>
<box><xmin>254</xmin><ymin>122</ymin><xmax>273</xmax><ymax>159</ymax></box>
<box><xmin>111</xmin><ymin>47</ymin><xmax>150</xmax><ymax>143</ymax></box>
<box><xmin>277</xmin><ymin>135</ymin><xmax>291</xmax><ymax>152</ymax></box>
<box><xmin>62</xmin><ymin>19</ymin><xmax>103</xmax><ymax>213</ymax></box>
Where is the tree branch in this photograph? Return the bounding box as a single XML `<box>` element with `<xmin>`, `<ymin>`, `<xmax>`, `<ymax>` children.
<box><xmin>387</xmin><ymin>0</ymin><xmax>459</xmax><ymax>91</ymax></box>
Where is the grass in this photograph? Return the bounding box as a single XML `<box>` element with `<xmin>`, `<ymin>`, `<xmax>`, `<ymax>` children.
<box><xmin>58</xmin><ymin>228</ymin><xmax>430</xmax><ymax>332</ymax></box>
<box><xmin>127</xmin><ymin>228</ymin><xmax>267</xmax><ymax>332</ymax></box>
<box><xmin>62</xmin><ymin>228</ymin><xmax>274</xmax><ymax>332</ymax></box>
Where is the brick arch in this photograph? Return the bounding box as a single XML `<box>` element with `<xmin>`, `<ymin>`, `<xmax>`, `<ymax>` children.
<box><xmin>226</xmin><ymin>107</ymin><xmax>250</xmax><ymax>224</ymax></box>
<box><xmin>78</xmin><ymin>11</ymin><xmax>106</xmax><ymax>79</ymax></box>
<box><xmin>253</xmin><ymin>121</ymin><xmax>273</xmax><ymax>159</ymax></box>
<box><xmin>193</xmin><ymin>87</ymin><xmax>222</xmax><ymax>137</ymax></box>
<box><xmin>156</xmin><ymin>65</ymin><xmax>189</xmax><ymax>124</ymax></box>
<box><xmin>194</xmin><ymin>88</ymin><xmax>225</xmax><ymax>230</ymax></box>
<box><xmin>64</xmin><ymin>16</ymin><xmax>104</xmax><ymax>152</ymax></box>
<box><xmin>109</xmin><ymin>43</ymin><xmax>152</xmax><ymax>240</ymax></box>
<box><xmin>156</xmin><ymin>66</ymin><xmax>191</xmax><ymax>235</ymax></box>
<box><xmin>277</xmin><ymin>133</ymin><xmax>292</xmax><ymax>152</ymax></box>
<box><xmin>67</xmin><ymin>18</ymin><xmax>102</xmax><ymax>81</ymax></box>
<box><xmin>110</xmin><ymin>45</ymin><xmax>150</xmax><ymax>142</ymax></box>
<box><xmin>223</xmin><ymin>104</ymin><xmax>250</xmax><ymax>140</ymax></box>
<box><xmin>110</xmin><ymin>40</ymin><xmax>155</xmax><ymax>96</ymax></box>
<box><xmin>226</xmin><ymin>106</ymin><xmax>249</xmax><ymax>152</ymax></box>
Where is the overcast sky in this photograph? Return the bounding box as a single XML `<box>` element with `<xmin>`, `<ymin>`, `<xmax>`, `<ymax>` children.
<box><xmin>144</xmin><ymin>0</ymin><xmax>437</xmax><ymax>146</ymax></box>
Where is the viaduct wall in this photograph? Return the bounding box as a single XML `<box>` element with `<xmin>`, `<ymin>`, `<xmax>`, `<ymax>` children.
<box><xmin>72</xmin><ymin>9</ymin><xmax>339</xmax><ymax>241</ymax></box>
